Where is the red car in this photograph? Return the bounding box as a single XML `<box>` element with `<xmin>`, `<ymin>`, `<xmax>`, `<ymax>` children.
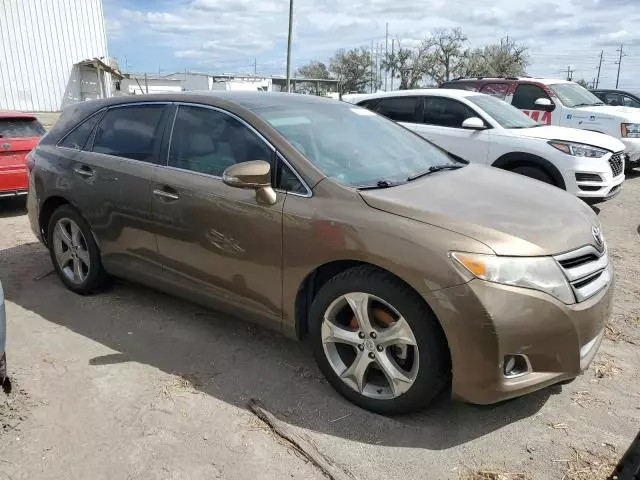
<box><xmin>0</xmin><ymin>111</ymin><xmax>45</xmax><ymax>198</ymax></box>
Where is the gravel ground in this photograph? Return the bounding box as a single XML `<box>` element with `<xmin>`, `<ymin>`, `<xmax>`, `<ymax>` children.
<box><xmin>0</xmin><ymin>173</ymin><xmax>639</xmax><ymax>480</ymax></box>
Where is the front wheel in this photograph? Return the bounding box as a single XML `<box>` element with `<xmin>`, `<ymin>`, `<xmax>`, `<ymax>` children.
<box><xmin>309</xmin><ymin>266</ymin><xmax>451</xmax><ymax>415</ymax></box>
<box><xmin>511</xmin><ymin>165</ymin><xmax>557</xmax><ymax>187</ymax></box>
<box><xmin>47</xmin><ymin>205</ymin><xmax>107</xmax><ymax>294</ymax></box>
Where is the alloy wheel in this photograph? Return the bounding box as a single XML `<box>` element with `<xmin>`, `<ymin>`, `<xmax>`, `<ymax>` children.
<box><xmin>52</xmin><ymin>218</ymin><xmax>90</xmax><ymax>285</ymax></box>
<box><xmin>321</xmin><ymin>292</ymin><xmax>419</xmax><ymax>400</ymax></box>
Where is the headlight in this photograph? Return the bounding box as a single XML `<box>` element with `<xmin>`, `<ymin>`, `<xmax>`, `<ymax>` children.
<box><xmin>621</xmin><ymin>123</ymin><xmax>640</xmax><ymax>138</ymax></box>
<box><xmin>451</xmin><ymin>252</ymin><xmax>574</xmax><ymax>304</ymax></box>
<box><xmin>548</xmin><ymin>141</ymin><xmax>608</xmax><ymax>158</ymax></box>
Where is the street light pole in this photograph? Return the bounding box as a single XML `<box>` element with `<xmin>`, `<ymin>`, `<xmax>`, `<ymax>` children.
<box><xmin>286</xmin><ymin>0</ymin><xmax>294</xmax><ymax>92</ymax></box>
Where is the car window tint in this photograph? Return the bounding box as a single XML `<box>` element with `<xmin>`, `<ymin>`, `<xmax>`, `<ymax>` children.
<box><xmin>59</xmin><ymin>112</ymin><xmax>102</xmax><ymax>149</ymax></box>
<box><xmin>604</xmin><ymin>93</ymin><xmax>623</xmax><ymax>106</ymax></box>
<box><xmin>168</xmin><ymin>105</ymin><xmax>273</xmax><ymax>177</ymax></box>
<box><xmin>480</xmin><ymin>83</ymin><xmax>509</xmax><ymax>100</ymax></box>
<box><xmin>423</xmin><ymin>97</ymin><xmax>476</xmax><ymax>128</ymax></box>
<box><xmin>0</xmin><ymin>118</ymin><xmax>45</xmax><ymax>138</ymax></box>
<box><xmin>622</xmin><ymin>96</ymin><xmax>640</xmax><ymax>108</ymax></box>
<box><xmin>92</xmin><ymin>105</ymin><xmax>165</xmax><ymax>161</ymax></box>
<box><xmin>357</xmin><ymin>99</ymin><xmax>378</xmax><ymax>110</ymax></box>
<box><xmin>512</xmin><ymin>84</ymin><xmax>549</xmax><ymax>110</ymax></box>
<box><xmin>277</xmin><ymin>160</ymin><xmax>307</xmax><ymax>194</ymax></box>
<box><xmin>374</xmin><ymin>97</ymin><xmax>420</xmax><ymax>122</ymax></box>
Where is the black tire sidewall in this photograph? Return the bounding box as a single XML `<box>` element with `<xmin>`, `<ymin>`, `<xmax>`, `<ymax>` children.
<box><xmin>47</xmin><ymin>205</ymin><xmax>105</xmax><ymax>294</ymax></box>
<box><xmin>512</xmin><ymin>165</ymin><xmax>555</xmax><ymax>186</ymax></box>
<box><xmin>309</xmin><ymin>267</ymin><xmax>450</xmax><ymax>415</ymax></box>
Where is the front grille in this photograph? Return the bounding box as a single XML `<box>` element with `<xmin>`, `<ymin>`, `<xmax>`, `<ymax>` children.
<box><xmin>576</xmin><ymin>173</ymin><xmax>602</xmax><ymax>182</ymax></box>
<box><xmin>578</xmin><ymin>185</ymin><xmax>600</xmax><ymax>192</ymax></box>
<box><xmin>555</xmin><ymin>245</ymin><xmax>610</xmax><ymax>303</ymax></box>
<box><xmin>609</xmin><ymin>153</ymin><xmax>624</xmax><ymax>177</ymax></box>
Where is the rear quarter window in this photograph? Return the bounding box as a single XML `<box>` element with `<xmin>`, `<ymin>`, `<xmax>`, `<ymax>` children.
<box><xmin>58</xmin><ymin>111</ymin><xmax>103</xmax><ymax>150</ymax></box>
<box><xmin>0</xmin><ymin>118</ymin><xmax>46</xmax><ymax>138</ymax></box>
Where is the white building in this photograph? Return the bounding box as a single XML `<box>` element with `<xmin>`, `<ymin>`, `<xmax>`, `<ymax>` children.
<box><xmin>0</xmin><ymin>0</ymin><xmax>121</xmax><ymax>112</ymax></box>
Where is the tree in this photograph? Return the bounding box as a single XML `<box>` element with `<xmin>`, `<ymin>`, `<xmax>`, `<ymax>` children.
<box><xmin>329</xmin><ymin>48</ymin><xmax>376</xmax><ymax>95</ymax></box>
<box><xmin>381</xmin><ymin>39</ymin><xmax>431</xmax><ymax>89</ymax></box>
<box><xmin>423</xmin><ymin>28</ymin><xmax>470</xmax><ymax>84</ymax></box>
<box><xmin>295</xmin><ymin>61</ymin><xmax>331</xmax><ymax>95</ymax></box>
<box><xmin>575</xmin><ymin>78</ymin><xmax>591</xmax><ymax>88</ymax></box>
<box><xmin>462</xmin><ymin>37</ymin><xmax>529</xmax><ymax>78</ymax></box>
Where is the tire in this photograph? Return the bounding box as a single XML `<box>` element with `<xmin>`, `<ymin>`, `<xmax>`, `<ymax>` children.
<box><xmin>511</xmin><ymin>165</ymin><xmax>556</xmax><ymax>186</ymax></box>
<box><xmin>47</xmin><ymin>204</ymin><xmax>107</xmax><ymax>295</ymax></box>
<box><xmin>309</xmin><ymin>266</ymin><xmax>451</xmax><ymax>415</ymax></box>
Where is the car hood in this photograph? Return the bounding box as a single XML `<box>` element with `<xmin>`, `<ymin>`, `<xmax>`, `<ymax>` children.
<box><xmin>515</xmin><ymin>126</ymin><xmax>625</xmax><ymax>152</ymax></box>
<box><xmin>359</xmin><ymin>165</ymin><xmax>600</xmax><ymax>257</ymax></box>
<box><xmin>574</xmin><ymin>104</ymin><xmax>640</xmax><ymax>122</ymax></box>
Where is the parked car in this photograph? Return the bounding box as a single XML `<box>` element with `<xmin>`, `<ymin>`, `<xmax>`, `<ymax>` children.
<box><xmin>0</xmin><ymin>111</ymin><xmax>46</xmax><ymax>198</ymax></box>
<box><xmin>27</xmin><ymin>93</ymin><xmax>612</xmax><ymax>414</ymax></box>
<box><xmin>0</xmin><ymin>280</ymin><xmax>6</xmax><ymax>386</ymax></box>
<box><xmin>440</xmin><ymin>77</ymin><xmax>640</xmax><ymax>171</ymax></box>
<box><xmin>343</xmin><ymin>89</ymin><xmax>625</xmax><ymax>202</ymax></box>
<box><xmin>592</xmin><ymin>89</ymin><xmax>640</xmax><ymax>109</ymax></box>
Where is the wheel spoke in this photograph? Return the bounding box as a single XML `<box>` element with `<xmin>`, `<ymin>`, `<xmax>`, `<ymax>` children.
<box><xmin>344</xmin><ymin>292</ymin><xmax>373</xmax><ymax>333</ymax></box>
<box><xmin>376</xmin><ymin>317</ymin><xmax>417</xmax><ymax>348</ymax></box>
<box><xmin>56</xmin><ymin>249</ymin><xmax>73</xmax><ymax>269</ymax></box>
<box><xmin>73</xmin><ymin>258</ymin><xmax>84</xmax><ymax>282</ymax></box>
<box><xmin>76</xmin><ymin>247</ymin><xmax>90</xmax><ymax>267</ymax></box>
<box><xmin>322</xmin><ymin>321</ymin><xmax>361</xmax><ymax>347</ymax></box>
<box><xmin>70</xmin><ymin>222</ymin><xmax>82</xmax><ymax>247</ymax></box>
<box><xmin>375</xmin><ymin>351</ymin><xmax>414</xmax><ymax>396</ymax></box>
<box><xmin>341</xmin><ymin>351</ymin><xmax>372</xmax><ymax>393</ymax></box>
<box><xmin>55</xmin><ymin>221</ymin><xmax>73</xmax><ymax>248</ymax></box>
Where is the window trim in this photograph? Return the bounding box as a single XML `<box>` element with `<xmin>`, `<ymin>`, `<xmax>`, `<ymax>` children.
<box><xmin>56</xmin><ymin>108</ymin><xmax>107</xmax><ymax>151</ymax></box>
<box><xmin>162</xmin><ymin>102</ymin><xmax>312</xmax><ymax>197</ymax></box>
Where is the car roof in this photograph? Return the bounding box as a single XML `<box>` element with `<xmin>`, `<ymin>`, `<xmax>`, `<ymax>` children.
<box><xmin>347</xmin><ymin>88</ymin><xmax>482</xmax><ymax>102</ymax></box>
<box><xmin>0</xmin><ymin>110</ymin><xmax>37</xmax><ymax>119</ymax></box>
<box><xmin>446</xmin><ymin>77</ymin><xmax>572</xmax><ymax>86</ymax></box>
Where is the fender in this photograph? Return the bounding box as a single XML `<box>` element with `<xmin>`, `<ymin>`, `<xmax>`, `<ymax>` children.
<box><xmin>491</xmin><ymin>152</ymin><xmax>566</xmax><ymax>190</ymax></box>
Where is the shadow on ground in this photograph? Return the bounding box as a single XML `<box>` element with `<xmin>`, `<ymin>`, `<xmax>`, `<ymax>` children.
<box><xmin>0</xmin><ymin>198</ymin><xmax>27</xmax><ymax>219</ymax></box>
<box><xmin>0</xmin><ymin>241</ymin><xmax>558</xmax><ymax>450</ymax></box>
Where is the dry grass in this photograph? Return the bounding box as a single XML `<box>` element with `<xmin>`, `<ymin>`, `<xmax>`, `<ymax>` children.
<box><xmin>591</xmin><ymin>353</ymin><xmax>621</xmax><ymax>379</ymax></box>
<box><xmin>161</xmin><ymin>373</ymin><xmax>202</xmax><ymax>395</ymax></box>
<box><xmin>460</xmin><ymin>469</ymin><xmax>529</xmax><ymax>480</ymax></box>
<box><xmin>557</xmin><ymin>447</ymin><xmax>618</xmax><ymax>480</ymax></box>
<box><xmin>570</xmin><ymin>391</ymin><xmax>605</xmax><ymax>409</ymax></box>
<box><xmin>548</xmin><ymin>421</ymin><xmax>570</xmax><ymax>434</ymax></box>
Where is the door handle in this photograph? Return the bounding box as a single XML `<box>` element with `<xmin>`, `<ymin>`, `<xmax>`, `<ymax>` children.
<box><xmin>153</xmin><ymin>187</ymin><xmax>180</xmax><ymax>201</ymax></box>
<box><xmin>73</xmin><ymin>165</ymin><xmax>94</xmax><ymax>178</ymax></box>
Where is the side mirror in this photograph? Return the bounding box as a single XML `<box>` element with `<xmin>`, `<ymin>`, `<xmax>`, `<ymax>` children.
<box><xmin>223</xmin><ymin>160</ymin><xmax>276</xmax><ymax>205</ymax></box>
<box><xmin>461</xmin><ymin>117</ymin><xmax>487</xmax><ymax>130</ymax></box>
<box><xmin>534</xmin><ymin>98</ymin><xmax>555</xmax><ymax>112</ymax></box>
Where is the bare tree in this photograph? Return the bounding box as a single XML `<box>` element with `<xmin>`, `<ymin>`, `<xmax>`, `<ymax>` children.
<box><xmin>463</xmin><ymin>37</ymin><xmax>529</xmax><ymax>78</ymax></box>
<box><xmin>381</xmin><ymin>39</ymin><xmax>433</xmax><ymax>89</ymax></box>
<box><xmin>296</xmin><ymin>61</ymin><xmax>330</xmax><ymax>80</ymax></box>
<box><xmin>423</xmin><ymin>28</ymin><xmax>469</xmax><ymax>84</ymax></box>
<box><xmin>329</xmin><ymin>48</ymin><xmax>376</xmax><ymax>95</ymax></box>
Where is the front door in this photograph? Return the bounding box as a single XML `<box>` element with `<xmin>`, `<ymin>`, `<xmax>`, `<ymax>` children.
<box><xmin>408</xmin><ymin>96</ymin><xmax>491</xmax><ymax>164</ymax></box>
<box><xmin>151</xmin><ymin>104</ymin><xmax>284</xmax><ymax>327</ymax></box>
<box><xmin>511</xmin><ymin>83</ymin><xmax>555</xmax><ymax>125</ymax></box>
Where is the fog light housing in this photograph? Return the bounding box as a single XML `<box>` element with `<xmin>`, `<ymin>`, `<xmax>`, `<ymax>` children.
<box><xmin>504</xmin><ymin>354</ymin><xmax>530</xmax><ymax>378</ymax></box>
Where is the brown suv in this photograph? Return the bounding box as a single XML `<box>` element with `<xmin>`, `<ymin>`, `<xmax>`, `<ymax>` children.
<box><xmin>27</xmin><ymin>93</ymin><xmax>613</xmax><ymax>414</ymax></box>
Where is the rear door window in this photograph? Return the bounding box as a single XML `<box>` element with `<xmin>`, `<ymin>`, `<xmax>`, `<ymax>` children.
<box><xmin>0</xmin><ymin>118</ymin><xmax>45</xmax><ymax>138</ymax></box>
<box><xmin>59</xmin><ymin>112</ymin><xmax>102</xmax><ymax>150</ymax></box>
<box><xmin>373</xmin><ymin>97</ymin><xmax>422</xmax><ymax>123</ymax></box>
<box><xmin>91</xmin><ymin>104</ymin><xmax>167</xmax><ymax>162</ymax></box>
<box><xmin>423</xmin><ymin>97</ymin><xmax>476</xmax><ymax>128</ymax></box>
<box><xmin>512</xmin><ymin>84</ymin><xmax>550</xmax><ymax>110</ymax></box>
<box><xmin>603</xmin><ymin>93</ymin><xmax>623</xmax><ymax>106</ymax></box>
<box><xmin>622</xmin><ymin>95</ymin><xmax>640</xmax><ymax>108</ymax></box>
<box><xmin>480</xmin><ymin>83</ymin><xmax>509</xmax><ymax>100</ymax></box>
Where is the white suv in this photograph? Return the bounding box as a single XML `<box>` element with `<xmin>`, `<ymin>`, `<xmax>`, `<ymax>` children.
<box><xmin>344</xmin><ymin>89</ymin><xmax>625</xmax><ymax>202</ymax></box>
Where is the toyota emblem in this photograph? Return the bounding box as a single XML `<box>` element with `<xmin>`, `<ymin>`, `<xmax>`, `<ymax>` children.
<box><xmin>592</xmin><ymin>226</ymin><xmax>604</xmax><ymax>249</ymax></box>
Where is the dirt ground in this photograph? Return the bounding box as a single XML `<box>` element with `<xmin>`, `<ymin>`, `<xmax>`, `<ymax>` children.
<box><xmin>0</xmin><ymin>173</ymin><xmax>639</xmax><ymax>480</ymax></box>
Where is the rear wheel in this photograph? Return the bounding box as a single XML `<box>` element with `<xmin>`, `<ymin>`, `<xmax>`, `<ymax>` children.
<box><xmin>511</xmin><ymin>165</ymin><xmax>557</xmax><ymax>187</ymax></box>
<box><xmin>47</xmin><ymin>205</ymin><xmax>107</xmax><ymax>294</ymax></box>
<box><xmin>309</xmin><ymin>266</ymin><xmax>450</xmax><ymax>415</ymax></box>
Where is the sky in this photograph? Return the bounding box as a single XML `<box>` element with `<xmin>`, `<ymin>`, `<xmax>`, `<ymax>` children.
<box><xmin>104</xmin><ymin>0</ymin><xmax>640</xmax><ymax>90</ymax></box>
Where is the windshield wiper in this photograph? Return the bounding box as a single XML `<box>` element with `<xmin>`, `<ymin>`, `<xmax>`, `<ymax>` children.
<box><xmin>357</xmin><ymin>180</ymin><xmax>399</xmax><ymax>190</ymax></box>
<box><xmin>407</xmin><ymin>164</ymin><xmax>464</xmax><ymax>181</ymax></box>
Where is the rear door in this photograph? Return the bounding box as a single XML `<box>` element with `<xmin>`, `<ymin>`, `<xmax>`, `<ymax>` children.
<box><xmin>78</xmin><ymin>103</ymin><xmax>171</xmax><ymax>279</ymax></box>
<box><xmin>0</xmin><ymin>116</ymin><xmax>45</xmax><ymax>195</ymax></box>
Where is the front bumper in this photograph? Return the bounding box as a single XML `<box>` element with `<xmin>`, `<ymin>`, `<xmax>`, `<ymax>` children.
<box><xmin>431</xmin><ymin>264</ymin><xmax>614</xmax><ymax>404</ymax></box>
<box><xmin>566</xmin><ymin>153</ymin><xmax>625</xmax><ymax>200</ymax></box>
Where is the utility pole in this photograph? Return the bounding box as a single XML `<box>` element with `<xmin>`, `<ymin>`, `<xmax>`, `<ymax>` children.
<box><xmin>615</xmin><ymin>43</ymin><xmax>625</xmax><ymax>89</ymax></box>
<box><xmin>595</xmin><ymin>50</ymin><xmax>604</xmax><ymax>89</ymax></box>
<box><xmin>144</xmin><ymin>72</ymin><xmax>149</xmax><ymax>94</ymax></box>
<box><xmin>254</xmin><ymin>58</ymin><xmax>257</xmax><ymax>75</ymax></box>
<box><xmin>390</xmin><ymin>39</ymin><xmax>395</xmax><ymax>91</ymax></box>
<box><xmin>566</xmin><ymin>65</ymin><xmax>573</xmax><ymax>81</ymax></box>
<box><xmin>375</xmin><ymin>43</ymin><xmax>380</xmax><ymax>92</ymax></box>
<box><xmin>384</xmin><ymin>22</ymin><xmax>389</xmax><ymax>91</ymax></box>
<box><xmin>286</xmin><ymin>0</ymin><xmax>294</xmax><ymax>92</ymax></box>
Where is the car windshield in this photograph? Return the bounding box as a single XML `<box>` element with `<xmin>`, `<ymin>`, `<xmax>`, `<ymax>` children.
<box><xmin>255</xmin><ymin>102</ymin><xmax>461</xmax><ymax>188</ymax></box>
<box><xmin>467</xmin><ymin>95</ymin><xmax>537</xmax><ymax>129</ymax></box>
<box><xmin>549</xmin><ymin>83</ymin><xmax>604</xmax><ymax>108</ymax></box>
<box><xmin>0</xmin><ymin>118</ymin><xmax>45</xmax><ymax>138</ymax></box>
